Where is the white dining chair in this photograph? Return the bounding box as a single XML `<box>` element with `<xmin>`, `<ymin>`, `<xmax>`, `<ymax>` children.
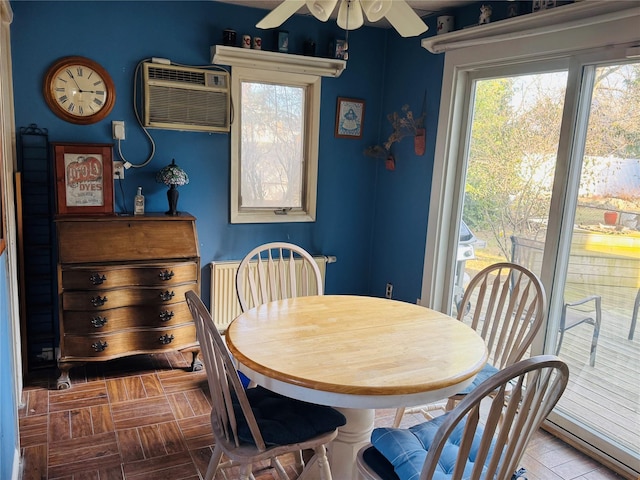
<box><xmin>358</xmin><ymin>355</ymin><xmax>569</xmax><ymax>480</ymax></box>
<box><xmin>185</xmin><ymin>290</ymin><xmax>345</xmax><ymax>480</ymax></box>
<box><xmin>394</xmin><ymin>262</ymin><xmax>546</xmax><ymax>427</ymax></box>
<box><xmin>236</xmin><ymin>241</ymin><xmax>323</xmax><ymax>312</ymax></box>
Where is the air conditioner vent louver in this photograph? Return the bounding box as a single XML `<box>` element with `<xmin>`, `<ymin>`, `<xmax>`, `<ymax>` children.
<box><xmin>143</xmin><ymin>62</ymin><xmax>230</xmax><ymax>133</ymax></box>
<box><xmin>147</xmin><ymin>66</ymin><xmax>207</xmax><ymax>85</ymax></box>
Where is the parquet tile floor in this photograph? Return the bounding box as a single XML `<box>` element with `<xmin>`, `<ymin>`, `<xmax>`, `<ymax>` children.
<box><xmin>18</xmin><ymin>352</ymin><xmax>624</xmax><ymax>479</ymax></box>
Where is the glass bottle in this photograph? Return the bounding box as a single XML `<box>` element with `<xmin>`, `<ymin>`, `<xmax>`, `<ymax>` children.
<box><xmin>134</xmin><ymin>186</ymin><xmax>145</xmax><ymax>215</ymax></box>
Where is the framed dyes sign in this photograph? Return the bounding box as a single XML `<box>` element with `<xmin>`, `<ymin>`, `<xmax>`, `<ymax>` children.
<box><xmin>52</xmin><ymin>143</ymin><xmax>114</xmax><ymax>215</ymax></box>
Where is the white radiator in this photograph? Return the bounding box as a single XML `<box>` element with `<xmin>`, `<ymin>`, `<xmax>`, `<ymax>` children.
<box><xmin>210</xmin><ymin>255</ymin><xmax>334</xmax><ymax>332</ymax></box>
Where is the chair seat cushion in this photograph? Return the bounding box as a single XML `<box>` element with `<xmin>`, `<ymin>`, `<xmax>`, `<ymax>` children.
<box><xmin>457</xmin><ymin>362</ymin><xmax>499</xmax><ymax>395</ymax></box>
<box><xmin>234</xmin><ymin>386</ymin><xmax>346</xmax><ymax>446</ymax></box>
<box><xmin>370</xmin><ymin>414</ymin><xmax>489</xmax><ymax>480</ymax></box>
<box><xmin>362</xmin><ymin>444</ymin><xmax>401</xmax><ymax>480</ymax></box>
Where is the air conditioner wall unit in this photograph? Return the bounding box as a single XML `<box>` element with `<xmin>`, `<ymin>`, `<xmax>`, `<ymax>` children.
<box><xmin>143</xmin><ymin>62</ymin><xmax>230</xmax><ymax>133</ymax></box>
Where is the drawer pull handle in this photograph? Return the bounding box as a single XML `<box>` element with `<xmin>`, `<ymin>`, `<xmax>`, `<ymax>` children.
<box><xmin>92</xmin><ymin>341</ymin><xmax>108</xmax><ymax>352</ymax></box>
<box><xmin>159</xmin><ymin>310</ymin><xmax>175</xmax><ymax>322</ymax></box>
<box><xmin>90</xmin><ymin>316</ymin><xmax>108</xmax><ymax>328</ymax></box>
<box><xmin>159</xmin><ymin>291</ymin><xmax>175</xmax><ymax>302</ymax></box>
<box><xmin>91</xmin><ymin>296</ymin><xmax>108</xmax><ymax>307</ymax></box>
<box><xmin>159</xmin><ymin>334</ymin><xmax>175</xmax><ymax>345</ymax></box>
<box><xmin>159</xmin><ymin>270</ymin><xmax>175</xmax><ymax>281</ymax></box>
<box><xmin>89</xmin><ymin>273</ymin><xmax>107</xmax><ymax>285</ymax></box>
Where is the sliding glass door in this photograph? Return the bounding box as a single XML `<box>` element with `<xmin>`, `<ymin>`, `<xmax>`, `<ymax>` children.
<box><xmin>434</xmin><ymin>54</ymin><xmax>639</xmax><ymax>473</ymax></box>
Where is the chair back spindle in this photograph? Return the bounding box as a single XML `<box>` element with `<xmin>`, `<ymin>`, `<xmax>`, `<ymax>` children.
<box><xmin>237</xmin><ymin>242</ymin><xmax>323</xmax><ymax>312</ymax></box>
<box><xmin>459</xmin><ymin>262</ymin><xmax>546</xmax><ymax>369</ymax></box>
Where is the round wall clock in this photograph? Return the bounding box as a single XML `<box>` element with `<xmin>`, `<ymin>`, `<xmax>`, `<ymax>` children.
<box><xmin>43</xmin><ymin>56</ymin><xmax>116</xmax><ymax>125</ymax></box>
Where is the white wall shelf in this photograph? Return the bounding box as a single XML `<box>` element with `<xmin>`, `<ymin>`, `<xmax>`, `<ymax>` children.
<box><xmin>421</xmin><ymin>1</ymin><xmax>640</xmax><ymax>54</ymax></box>
<box><xmin>211</xmin><ymin>45</ymin><xmax>347</xmax><ymax>77</ymax></box>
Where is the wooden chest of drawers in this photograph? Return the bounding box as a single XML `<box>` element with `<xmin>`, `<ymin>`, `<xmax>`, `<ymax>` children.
<box><xmin>55</xmin><ymin>213</ymin><xmax>201</xmax><ymax>389</ymax></box>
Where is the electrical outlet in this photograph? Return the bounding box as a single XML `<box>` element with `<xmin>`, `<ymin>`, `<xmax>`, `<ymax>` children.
<box><xmin>112</xmin><ymin>120</ymin><xmax>125</xmax><ymax>140</ymax></box>
<box><xmin>385</xmin><ymin>283</ymin><xmax>393</xmax><ymax>299</ymax></box>
<box><xmin>113</xmin><ymin>161</ymin><xmax>125</xmax><ymax>179</ymax></box>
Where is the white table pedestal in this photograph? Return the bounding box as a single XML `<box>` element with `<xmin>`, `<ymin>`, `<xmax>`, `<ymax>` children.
<box><xmin>330</xmin><ymin>408</ymin><xmax>375</xmax><ymax>480</ymax></box>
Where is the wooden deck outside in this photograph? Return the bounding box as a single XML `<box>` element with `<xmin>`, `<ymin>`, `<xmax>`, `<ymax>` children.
<box><xmin>550</xmin><ymin>283</ymin><xmax>639</xmax><ymax>456</ymax></box>
<box><xmin>463</xmin><ymin>237</ymin><xmax>639</xmax><ymax>463</ymax></box>
<box><xmin>504</xmin><ymin>230</ymin><xmax>639</xmax><ymax>456</ymax></box>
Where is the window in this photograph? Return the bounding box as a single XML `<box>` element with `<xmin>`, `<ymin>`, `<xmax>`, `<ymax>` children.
<box><xmin>231</xmin><ymin>67</ymin><xmax>320</xmax><ymax>223</ymax></box>
<box><xmin>213</xmin><ymin>45</ymin><xmax>345</xmax><ymax>223</ymax></box>
<box><xmin>230</xmin><ymin>67</ymin><xmax>320</xmax><ymax>223</ymax></box>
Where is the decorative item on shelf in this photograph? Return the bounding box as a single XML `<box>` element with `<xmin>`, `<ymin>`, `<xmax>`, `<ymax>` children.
<box><xmin>303</xmin><ymin>39</ymin><xmax>316</xmax><ymax>56</ymax></box>
<box><xmin>533</xmin><ymin>0</ymin><xmax>556</xmax><ymax>12</ymax></box>
<box><xmin>134</xmin><ymin>186</ymin><xmax>145</xmax><ymax>216</ymax></box>
<box><xmin>437</xmin><ymin>15</ymin><xmax>454</xmax><ymax>35</ymax></box>
<box><xmin>156</xmin><ymin>159</ymin><xmax>189</xmax><ymax>216</ymax></box>
<box><xmin>223</xmin><ymin>29</ymin><xmax>237</xmax><ymax>46</ymax></box>
<box><xmin>335</xmin><ymin>39</ymin><xmax>348</xmax><ymax>59</ymax></box>
<box><xmin>242</xmin><ymin>34</ymin><xmax>252</xmax><ymax>48</ymax></box>
<box><xmin>253</xmin><ymin>36</ymin><xmax>262</xmax><ymax>50</ymax></box>
<box><xmin>506</xmin><ymin>1</ymin><xmax>520</xmax><ymax>18</ymax></box>
<box><xmin>479</xmin><ymin>4</ymin><xmax>492</xmax><ymax>24</ymax></box>
<box><xmin>277</xmin><ymin>30</ymin><xmax>289</xmax><ymax>52</ymax></box>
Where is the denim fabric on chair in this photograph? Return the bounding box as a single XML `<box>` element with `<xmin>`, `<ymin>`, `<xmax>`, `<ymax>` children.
<box><xmin>358</xmin><ymin>355</ymin><xmax>569</xmax><ymax>480</ymax></box>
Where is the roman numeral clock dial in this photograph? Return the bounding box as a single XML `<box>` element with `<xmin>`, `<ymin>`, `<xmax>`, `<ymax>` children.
<box><xmin>43</xmin><ymin>56</ymin><xmax>116</xmax><ymax>125</ymax></box>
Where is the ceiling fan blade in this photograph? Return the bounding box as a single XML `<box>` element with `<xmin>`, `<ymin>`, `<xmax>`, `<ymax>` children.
<box><xmin>306</xmin><ymin>0</ymin><xmax>339</xmax><ymax>22</ymax></box>
<box><xmin>384</xmin><ymin>0</ymin><xmax>428</xmax><ymax>37</ymax></box>
<box><xmin>360</xmin><ymin>0</ymin><xmax>392</xmax><ymax>22</ymax></box>
<box><xmin>337</xmin><ymin>0</ymin><xmax>364</xmax><ymax>30</ymax></box>
<box><xmin>256</xmin><ymin>0</ymin><xmax>306</xmax><ymax>29</ymax></box>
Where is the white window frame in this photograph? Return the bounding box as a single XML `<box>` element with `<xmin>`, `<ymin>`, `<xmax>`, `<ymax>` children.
<box><xmin>212</xmin><ymin>46</ymin><xmax>345</xmax><ymax>224</ymax></box>
<box><xmin>420</xmin><ymin>1</ymin><xmax>640</xmax><ymax>312</ymax></box>
<box><xmin>230</xmin><ymin>67</ymin><xmax>320</xmax><ymax>223</ymax></box>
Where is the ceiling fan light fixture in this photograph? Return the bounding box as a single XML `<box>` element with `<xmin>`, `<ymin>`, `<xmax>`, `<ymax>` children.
<box><xmin>305</xmin><ymin>0</ymin><xmax>339</xmax><ymax>22</ymax></box>
<box><xmin>360</xmin><ymin>0</ymin><xmax>392</xmax><ymax>22</ymax></box>
<box><xmin>337</xmin><ymin>0</ymin><xmax>364</xmax><ymax>30</ymax></box>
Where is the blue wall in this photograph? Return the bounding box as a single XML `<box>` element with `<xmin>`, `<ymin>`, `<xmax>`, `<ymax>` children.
<box><xmin>9</xmin><ymin>0</ymin><xmax>396</xmax><ymax>302</ymax></box>
<box><xmin>0</xmin><ymin>254</ymin><xmax>17</xmax><ymax>480</ymax></box>
<box><xmin>6</xmin><ymin>0</ymin><xmax>455</xmax><ymax>471</ymax></box>
<box><xmin>368</xmin><ymin>25</ymin><xmax>445</xmax><ymax>303</ymax></box>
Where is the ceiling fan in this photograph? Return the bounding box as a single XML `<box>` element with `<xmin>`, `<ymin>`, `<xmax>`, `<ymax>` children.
<box><xmin>256</xmin><ymin>0</ymin><xmax>429</xmax><ymax>38</ymax></box>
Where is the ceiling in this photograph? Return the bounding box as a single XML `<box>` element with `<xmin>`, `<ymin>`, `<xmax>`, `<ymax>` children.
<box><xmin>214</xmin><ymin>0</ymin><xmax>477</xmax><ymax>26</ymax></box>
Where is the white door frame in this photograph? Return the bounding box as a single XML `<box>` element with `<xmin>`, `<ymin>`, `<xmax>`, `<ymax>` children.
<box><xmin>420</xmin><ymin>7</ymin><xmax>640</xmax><ymax>477</ymax></box>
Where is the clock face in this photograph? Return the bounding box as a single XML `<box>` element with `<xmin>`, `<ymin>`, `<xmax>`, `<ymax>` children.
<box><xmin>43</xmin><ymin>56</ymin><xmax>116</xmax><ymax>124</ymax></box>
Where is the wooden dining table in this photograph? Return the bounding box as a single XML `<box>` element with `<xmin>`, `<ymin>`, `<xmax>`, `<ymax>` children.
<box><xmin>225</xmin><ymin>295</ymin><xmax>488</xmax><ymax>480</ymax></box>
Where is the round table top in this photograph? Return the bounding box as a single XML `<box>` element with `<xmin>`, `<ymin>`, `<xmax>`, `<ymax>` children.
<box><xmin>226</xmin><ymin>295</ymin><xmax>488</xmax><ymax>408</ymax></box>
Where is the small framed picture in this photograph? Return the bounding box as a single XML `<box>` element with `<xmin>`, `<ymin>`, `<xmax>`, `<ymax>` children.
<box><xmin>277</xmin><ymin>30</ymin><xmax>289</xmax><ymax>53</ymax></box>
<box><xmin>335</xmin><ymin>97</ymin><xmax>365</xmax><ymax>139</ymax></box>
<box><xmin>52</xmin><ymin>143</ymin><xmax>114</xmax><ymax>215</ymax></box>
<box><xmin>335</xmin><ymin>39</ymin><xmax>347</xmax><ymax>59</ymax></box>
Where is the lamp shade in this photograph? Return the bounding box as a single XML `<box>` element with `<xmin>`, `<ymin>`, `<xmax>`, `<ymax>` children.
<box><xmin>156</xmin><ymin>159</ymin><xmax>189</xmax><ymax>186</ymax></box>
<box><xmin>306</xmin><ymin>0</ymin><xmax>339</xmax><ymax>22</ymax></box>
<box><xmin>337</xmin><ymin>0</ymin><xmax>364</xmax><ymax>30</ymax></box>
<box><xmin>360</xmin><ymin>0</ymin><xmax>392</xmax><ymax>22</ymax></box>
